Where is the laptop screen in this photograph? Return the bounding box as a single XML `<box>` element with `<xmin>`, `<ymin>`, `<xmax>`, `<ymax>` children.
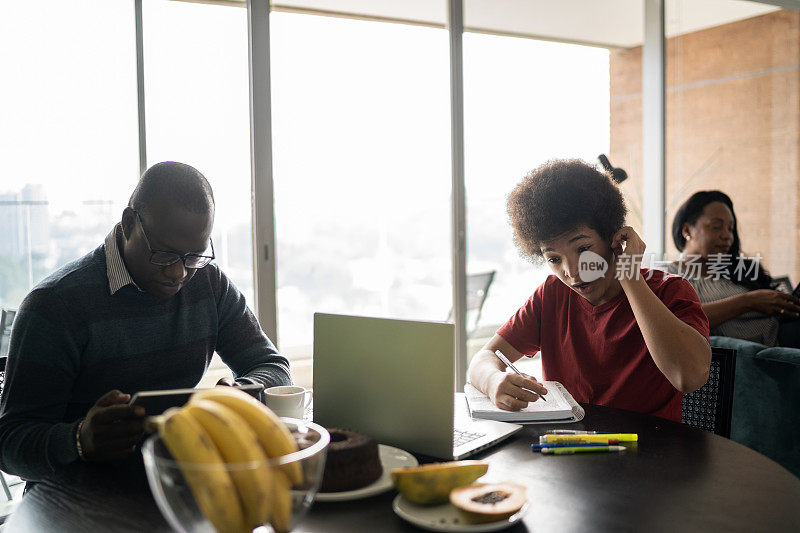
<box><xmin>312</xmin><ymin>313</ymin><xmax>456</xmax><ymax>458</ymax></box>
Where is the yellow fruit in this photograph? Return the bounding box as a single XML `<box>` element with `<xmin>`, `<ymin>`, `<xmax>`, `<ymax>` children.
<box><xmin>159</xmin><ymin>407</ymin><xmax>249</xmax><ymax>533</ymax></box>
<box><xmin>191</xmin><ymin>387</ymin><xmax>302</xmax><ymax>484</ymax></box>
<box><xmin>391</xmin><ymin>461</ymin><xmax>489</xmax><ymax>505</ymax></box>
<box><xmin>184</xmin><ymin>399</ymin><xmax>273</xmax><ymax>529</ymax></box>
<box><xmin>270</xmin><ymin>469</ymin><xmax>293</xmax><ymax>533</ymax></box>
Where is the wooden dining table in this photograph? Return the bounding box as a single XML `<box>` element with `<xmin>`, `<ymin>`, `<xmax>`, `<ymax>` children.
<box><xmin>6</xmin><ymin>403</ymin><xmax>800</xmax><ymax>532</ymax></box>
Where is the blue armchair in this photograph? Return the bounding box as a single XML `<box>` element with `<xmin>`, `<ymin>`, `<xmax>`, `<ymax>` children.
<box><xmin>709</xmin><ymin>336</ymin><xmax>800</xmax><ymax>478</ymax></box>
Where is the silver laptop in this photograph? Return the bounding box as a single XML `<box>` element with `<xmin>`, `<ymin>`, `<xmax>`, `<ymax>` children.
<box><xmin>312</xmin><ymin>313</ymin><xmax>521</xmax><ymax>459</ymax></box>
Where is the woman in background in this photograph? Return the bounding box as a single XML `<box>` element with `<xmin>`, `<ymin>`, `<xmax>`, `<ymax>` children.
<box><xmin>669</xmin><ymin>190</ymin><xmax>800</xmax><ymax>347</ymax></box>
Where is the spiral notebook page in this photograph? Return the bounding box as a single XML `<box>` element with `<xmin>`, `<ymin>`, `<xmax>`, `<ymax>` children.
<box><xmin>464</xmin><ymin>381</ymin><xmax>575</xmax><ymax>422</ymax></box>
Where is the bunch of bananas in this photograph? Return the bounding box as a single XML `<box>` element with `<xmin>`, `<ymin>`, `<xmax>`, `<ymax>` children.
<box><xmin>149</xmin><ymin>387</ymin><xmax>302</xmax><ymax>533</ymax></box>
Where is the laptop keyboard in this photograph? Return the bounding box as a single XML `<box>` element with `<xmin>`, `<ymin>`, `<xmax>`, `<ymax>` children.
<box><xmin>453</xmin><ymin>428</ymin><xmax>485</xmax><ymax>448</ymax></box>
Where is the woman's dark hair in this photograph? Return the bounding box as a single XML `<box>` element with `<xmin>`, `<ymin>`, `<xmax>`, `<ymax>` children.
<box><xmin>671</xmin><ymin>190</ymin><xmax>771</xmax><ymax>290</ymax></box>
<box><xmin>507</xmin><ymin>159</ymin><xmax>627</xmax><ymax>261</ymax></box>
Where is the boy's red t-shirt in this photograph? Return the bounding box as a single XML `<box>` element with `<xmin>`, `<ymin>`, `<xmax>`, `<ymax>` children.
<box><xmin>496</xmin><ymin>269</ymin><xmax>709</xmax><ymax>422</ymax></box>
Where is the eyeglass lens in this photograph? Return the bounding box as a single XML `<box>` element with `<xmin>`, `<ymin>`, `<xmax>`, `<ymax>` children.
<box><xmin>150</xmin><ymin>252</ymin><xmax>212</xmax><ymax>268</ymax></box>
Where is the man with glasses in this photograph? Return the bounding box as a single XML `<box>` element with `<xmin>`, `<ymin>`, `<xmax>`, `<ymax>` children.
<box><xmin>0</xmin><ymin>162</ymin><xmax>291</xmax><ymax>481</ymax></box>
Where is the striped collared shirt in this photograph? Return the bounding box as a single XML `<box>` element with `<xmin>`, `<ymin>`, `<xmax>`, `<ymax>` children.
<box><xmin>105</xmin><ymin>224</ymin><xmax>141</xmax><ymax>295</ymax></box>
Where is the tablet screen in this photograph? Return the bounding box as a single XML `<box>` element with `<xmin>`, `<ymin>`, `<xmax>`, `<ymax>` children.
<box><xmin>129</xmin><ymin>383</ymin><xmax>263</xmax><ymax>415</ymax></box>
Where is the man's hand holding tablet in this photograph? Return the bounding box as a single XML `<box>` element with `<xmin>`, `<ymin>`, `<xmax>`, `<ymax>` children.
<box><xmin>79</xmin><ymin>390</ymin><xmax>146</xmax><ymax>462</ymax></box>
<box><xmin>76</xmin><ymin>384</ymin><xmax>264</xmax><ymax>464</ymax></box>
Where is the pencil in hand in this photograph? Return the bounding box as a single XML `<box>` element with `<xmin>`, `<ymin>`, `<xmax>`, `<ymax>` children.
<box><xmin>494</xmin><ymin>350</ymin><xmax>546</xmax><ymax>402</ymax></box>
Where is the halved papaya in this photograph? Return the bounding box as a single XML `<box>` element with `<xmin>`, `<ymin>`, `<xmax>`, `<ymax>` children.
<box><xmin>391</xmin><ymin>461</ymin><xmax>489</xmax><ymax>505</ymax></box>
<box><xmin>449</xmin><ymin>482</ymin><xmax>527</xmax><ymax>524</ymax></box>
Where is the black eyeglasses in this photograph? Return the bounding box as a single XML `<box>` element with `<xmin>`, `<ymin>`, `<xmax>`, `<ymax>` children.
<box><xmin>133</xmin><ymin>210</ymin><xmax>215</xmax><ymax>269</ymax></box>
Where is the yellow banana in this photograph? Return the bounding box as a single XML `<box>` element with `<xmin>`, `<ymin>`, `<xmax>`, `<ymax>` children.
<box><xmin>184</xmin><ymin>399</ymin><xmax>273</xmax><ymax>529</ymax></box>
<box><xmin>270</xmin><ymin>469</ymin><xmax>293</xmax><ymax>533</ymax></box>
<box><xmin>158</xmin><ymin>407</ymin><xmax>249</xmax><ymax>533</ymax></box>
<box><xmin>191</xmin><ymin>387</ymin><xmax>302</xmax><ymax>484</ymax></box>
<box><xmin>391</xmin><ymin>460</ymin><xmax>490</xmax><ymax>505</ymax></box>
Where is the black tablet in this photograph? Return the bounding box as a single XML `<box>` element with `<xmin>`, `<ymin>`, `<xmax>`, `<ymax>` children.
<box><xmin>772</xmin><ymin>276</ymin><xmax>793</xmax><ymax>294</ymax></box>
<box><xmin>128</xmin><ymin>383</ymin><xmax>263</xmax><ymax>415</ymax></box>
<box><xmin>792</xmin><ymin>282</ymin><xmax>800</xmax><ymax>299</ymax></box>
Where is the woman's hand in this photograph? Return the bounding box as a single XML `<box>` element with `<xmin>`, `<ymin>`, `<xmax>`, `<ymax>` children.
<box><xmin>487</xmin><ymin>371</ymin><xmax>548</xmax><ymax>411</ymax></box>
<box><xmin>744</xmin><ymin>289</ymin><xmax>800</xmax><ymax>318</ymax></box>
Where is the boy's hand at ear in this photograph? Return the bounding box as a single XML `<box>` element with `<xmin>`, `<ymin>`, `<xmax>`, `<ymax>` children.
<box><xmin>611</xmin><ymin>225</ymin><xmax>646</xmax><ymax>257</ymax></box>
<box><xmin>611</xmin><ymin>226</ymin><xmax>647</xmax><ymax>281</ymax></box>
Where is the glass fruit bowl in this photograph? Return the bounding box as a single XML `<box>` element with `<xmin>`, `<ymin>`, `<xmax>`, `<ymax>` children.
<box><xmin>142</xmin><ymin>418</ymin><xmax>329</xmax><ymax>533</ymax></box>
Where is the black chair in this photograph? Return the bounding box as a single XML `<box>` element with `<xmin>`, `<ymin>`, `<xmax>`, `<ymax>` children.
<box><xmin>0</xmin><ymin>309</ymin><xmax>17</xmax><ymax>505</ymax></box>
<box><xmin>681</xmin><ymin>346</ymin><xmax>736</xmax><ymax>438</ymax></box>
<box><xmin>0</xmin><ymin>354</ymin><xmax>9</xmax><ymax>504</ymax></box>
<box><xmin>0</xmin><ymin>309</ymin><xmax>14</xmax><ymax>358</ymax></box>
<box><xmin>447</xmin><ymin>271</ymin><xmax>496</xmax><ymax>338</ymax></box>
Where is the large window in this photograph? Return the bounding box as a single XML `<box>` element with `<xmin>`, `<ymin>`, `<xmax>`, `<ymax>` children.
<box><xmin>5</xmin><ymin>0</ymin><xmax>789</xmax><ymax>378</ymax></box>
<box><xmin>143</xmin><ymin>0</ymin><xmax>254</xmax><ymax>305</ymax></box>
<box><xmin>463</xmin><ymin>34</ymin><xmax>612</xmax><ymax>354</ymax></box>
<box><xmin>270</xmin><ymin>12</ymin><xmax>450</xmax><ymax>358</ymax></box>
<box><xmin>0</xmin><ymin>0</ymin><xmax>138</xmax><ymax>310</ymax></box>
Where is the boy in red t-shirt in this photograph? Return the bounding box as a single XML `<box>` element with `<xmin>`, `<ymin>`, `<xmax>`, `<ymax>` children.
<box><xmin>467</xmin><ymin>159</ymin><xmax>711</xmax><ymax>422</ymax></box>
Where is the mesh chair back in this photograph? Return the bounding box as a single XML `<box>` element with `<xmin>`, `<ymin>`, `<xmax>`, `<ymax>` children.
<box><xmin>682</xmin><ymin>346</ymin><xmax>736</xmax><ymax>438</ymax></box>
<box><xmin>0</xmin><ymin>309</ymin><xmax>16</xmax><ymax>392</ymax></box>
<box><xmin>0</xmin><ymin>309</ymin><xmax>15</xmax><ymax>358</ymax></box>
<box><xmin>447</xmin><ymin>271</ymin><xmax>496</xmax><ymax>337</ymax></box>
<box><xmin>465</xmin><ymin>272</ymin><xmax>495</xmax><ymax>310</ymax></box>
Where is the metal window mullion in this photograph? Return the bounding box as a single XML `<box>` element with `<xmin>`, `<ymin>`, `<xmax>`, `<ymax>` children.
<box><xmin>643</xmin><ymin>0</ymin><xmax>666</xmax><ymax>257</ymax></box>
<box><xmin>247</xmin><ymin>0</ymin><xmax>279</xmax><ymax>345</ymax></box>
<box><xmin>449</xmin><ymin>0</ymin><xmax>467</xmax><ymax>391</ymax></box>
<box><xmin>135</xmin><ymin>0</ymin><xmax>147</xmax><ymax>175</ymax></box>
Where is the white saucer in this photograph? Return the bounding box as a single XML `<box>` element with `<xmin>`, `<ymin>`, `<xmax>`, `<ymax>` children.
<box><xmin>315</xmin><ymin>444</ymin><xmax>418</xmax><ymax>502</ymax></box>
<box><xmin>392</xmin><ymin>494</ymin><xmax>529</xmax><ymax>532</ymax></box>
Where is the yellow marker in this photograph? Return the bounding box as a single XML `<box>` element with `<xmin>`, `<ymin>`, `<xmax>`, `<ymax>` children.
<box><xmin>539</xmin><ymin>433</ymin><xmax>638</xmax><ymax>444</ymax></box>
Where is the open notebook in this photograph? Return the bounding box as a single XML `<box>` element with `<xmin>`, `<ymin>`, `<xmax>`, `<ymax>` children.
<box><xmin>464</xmin><ymin>381</ymin><xmax>579</xmax><ymax>422</ymax></box>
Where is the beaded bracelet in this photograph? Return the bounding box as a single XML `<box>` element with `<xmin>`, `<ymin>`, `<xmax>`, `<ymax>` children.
<box><xmin>76</xmin><ymin>419</ymin><xmax>87</xmax><ymax>462</ymax></box>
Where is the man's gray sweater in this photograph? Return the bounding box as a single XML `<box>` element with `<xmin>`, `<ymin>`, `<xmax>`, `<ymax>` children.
<box><xmin>0</xmin><ymin>244</ymin><xmax>291</xmax><ymax>480</ymax></box>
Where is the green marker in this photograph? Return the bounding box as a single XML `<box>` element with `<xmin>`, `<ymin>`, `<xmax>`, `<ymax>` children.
<box><xmin>541</xmin><ymin>445</ymin><xmax>627</xmax><ymax>455</ymax></box>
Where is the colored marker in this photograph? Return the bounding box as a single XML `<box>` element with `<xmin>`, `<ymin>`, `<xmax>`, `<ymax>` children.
<box><xmin>540</xmin><ymin>433</ymin><xmax>637</xmax><ymax>444</ymax></box>
<box><xmin>538</xmin><ymin>438</ymin><xmax>620</xmax><ymax>445</ymax></box>
<box><xmin>545</xmin><ymin>430</ymin><xmax>604</xmax><ymax>435</ymax></box>
<box><xmin>531</xmin><ymin>442</ymin><xmax>610</xmax><ymax>452</ymax></box>
<box><xmin>541</xmin><ymin>445</ymin><xmax>627</xmax><ymax>455</ymax></box>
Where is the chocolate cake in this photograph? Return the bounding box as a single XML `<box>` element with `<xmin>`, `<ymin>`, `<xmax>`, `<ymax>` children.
<box><xmin>320</xmin><ymin>428</ymin><xmax>383</xmax><ymax>492</ymax></box>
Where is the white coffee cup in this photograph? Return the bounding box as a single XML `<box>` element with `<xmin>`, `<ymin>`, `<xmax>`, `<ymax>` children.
<box><xmin>264</xmin><ymin>385</ymin><xmax>312</xmax><ymax>419</ymax></box>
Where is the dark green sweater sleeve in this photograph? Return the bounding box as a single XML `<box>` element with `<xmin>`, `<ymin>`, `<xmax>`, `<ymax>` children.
<box><xmin>0</xmin><ymin>288</ymin><xmax>84</xmax><ymax>480</ymax></box>
<box><xmin>212</xmin><ymin>268</ymin><xmax>292</xmax><ymax>389</ymax></box>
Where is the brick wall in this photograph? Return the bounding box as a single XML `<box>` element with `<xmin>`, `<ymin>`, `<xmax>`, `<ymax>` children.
<box><xmin>610</xmin><ymin>9</ymin><xmax>800</xmax><ymax>282</ymax></box>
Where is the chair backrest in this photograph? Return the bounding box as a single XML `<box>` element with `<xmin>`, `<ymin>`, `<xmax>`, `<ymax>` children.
<box><xmin>0</xmin><ymin>309</ymin><xmax>15</xmax><ymax>358</ymax></box>
<box><xmin>447</xmin><ymin>271</ymin><xmax>496</xmax><ymax>337</ymax></box>
<box><xmin>0</xmin><ymin>309</ymin><xmax>16</xmax><ymax>394</ymax></box>
<box><xmin>728</xmin><ymin>343</ymin><xmax>800</xmax><ymax>478</ymax></box>
<box><xmin>681</xmin><ymin>346</ymin><xmax>736</xmax><ymax>438</ymax></box>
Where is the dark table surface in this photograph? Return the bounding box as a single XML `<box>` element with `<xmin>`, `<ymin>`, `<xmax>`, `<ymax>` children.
<box><xmin>6</xmin><ymin>403</ymin><xmax>800</xmax><ymax>532</ymax></box>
